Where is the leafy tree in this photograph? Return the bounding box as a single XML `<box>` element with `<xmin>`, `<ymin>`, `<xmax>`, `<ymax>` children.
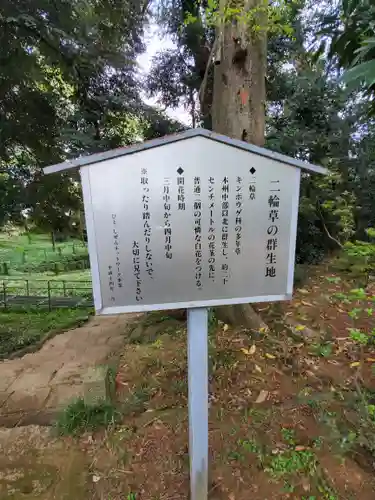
<box><xmin>0</xmin><ymin>0</ymin><xmax>181</xmax><ymax>234</ymax></box>
<box><xmin>148</xmin><ymin>0</ymin><xmax>214</xmax><ymax>127</ymax></box>
<box><xmin>317</xmin><ymin>0</ymin><xmax>375</xmax><ymax>101</ymax></box>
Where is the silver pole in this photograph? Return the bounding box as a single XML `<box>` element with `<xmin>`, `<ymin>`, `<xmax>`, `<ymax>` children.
<box><xmin>187</xmin><ymin>307</ymin><xmax>208</xmax><ymax>500</ymax></box>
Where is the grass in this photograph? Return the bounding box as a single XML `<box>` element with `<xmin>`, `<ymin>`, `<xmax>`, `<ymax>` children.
<box><xmin>55</xmin><ymin>398</ymin><xmax>122</xmax><ymax>436</ymax></box>
<box><xmin>0</xmin><ymin>231</ymin><xmax>88</xmax><ymax>275</ymax></box>
<box><xmin>55</xmin><ymin>380</ymin><xmax>152</xmax><ymax>437</ymax></box>
<box><xmin>0</xmin><ymin>231</ymin><xmax>87</xmax><ymax>262</ymax></box>
<box><xmin>0</xmin><ymin>307</ymin><xmax>92</xmax><ymax>357</ymax></box>
<box><xmin>0</xmin><ymin>231</ymin><xmax>93</xmax><ymax>356</ymax></box>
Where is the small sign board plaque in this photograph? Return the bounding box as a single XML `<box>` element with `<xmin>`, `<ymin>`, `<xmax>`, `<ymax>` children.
<box><xmin>44</xmin><ymin>128</ymin><xmax>326</xmax><ymax>500</ymax></box>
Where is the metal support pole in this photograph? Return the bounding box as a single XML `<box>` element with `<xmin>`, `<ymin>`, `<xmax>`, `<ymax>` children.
<box><xmin>187</xmin><ymin>307</ymin><xmax>208</xmax><ymax>500</ymax></box>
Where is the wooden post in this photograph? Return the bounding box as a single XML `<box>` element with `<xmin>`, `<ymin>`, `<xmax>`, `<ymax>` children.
<box><xmin>47</xmin><ymin>281</ymin><xmax>52</xmax><ymax>312</ymax></box>
<box><xmin>3</xmin><ymin>281</ymin><xmax>7</xmax><ymax>309</ymax></box>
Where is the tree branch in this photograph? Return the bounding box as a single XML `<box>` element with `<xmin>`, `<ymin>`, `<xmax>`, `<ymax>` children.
<box><xmin>198</xmin><ymin>36</ymin><xmax>219</xmax><ymax>105</ymax></box>
<box><xmin>316</xmin><ymin>203</ymin><xmax>343</xmax><ymax>249</ymax></box>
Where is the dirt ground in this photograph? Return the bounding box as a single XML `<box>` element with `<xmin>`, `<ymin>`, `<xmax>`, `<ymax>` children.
<box><xmin>1</xmin><ymin>263</ymin><xmax>375</xmax><ymax>499</ymax></box>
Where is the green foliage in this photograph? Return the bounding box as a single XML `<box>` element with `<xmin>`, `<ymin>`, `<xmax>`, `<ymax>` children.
<box><xmin>330</xmin><ymin>269</ymin><xmax>375</xmax><ymax>372</ymax></box>
<box><xmin>184</xmin><ymin>0</ymin><xmax>295</xmax><ymax>36</ymax></box>
<box><xmin>348</xmin><ymin>328</ymin><xmax>368</xmax><ymax>345</ymax></box>
<box><xmin>0</xmin><ymin>308</ymin><xmax>91</xmax><ymax>358</ymax></box>
<box><xmin>55</xmin><ymin>398</ymin><xmax>122</xmax><ymax>436</ymax></box>
<box><xmin>311</xmin><ymin>342</ymin><xmax>333</xmax><ymax>358</ymax></box>
<box><xmin>281</xmin><ymin>427</ymin><xmax>296</xmax><ymax>445</ymax></box>
<box><xmin>334</xmin><ymin>236</ymin><xmax>375</xmax><ymax>285</ymax></box>
<box><xmin>319</xmin><ymin>389</ymin><xmax>375</xmax><ymax>462</ymax></box>
<box><xmin>265</xmin><ymin>448</ymin><xmax>317</xmax><ymax>479</ymax></box>
<box><xmin>0</xmin><ymin>1</ymin><xmax>182</xmax><ymax>233</ymax></box>
<box><xmin>0</xmin><ymin>232</ymin><xmax>88</xmax><ymax>275</ymax></box>
<box><xmin>317</xmin><ymin>0</ymin><xmax>375</xmax><ymax>102</ymax></box>
<box><xmin>238</xmin><ymin>438</ymin><xmax>262</xmax><ymax>454</ymax></box>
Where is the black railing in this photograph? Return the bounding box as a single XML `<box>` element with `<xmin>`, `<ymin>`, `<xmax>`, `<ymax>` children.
<box><xmin>0</xmin><ymin>279</ymin><xmax>93</xmax><ymax>310</ymax></box>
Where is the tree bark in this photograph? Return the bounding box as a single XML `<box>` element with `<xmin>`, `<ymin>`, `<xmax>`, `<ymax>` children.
<box><xmin>212</xmin><ymin>0</ymin><xmax>267</xmax><ymax>145</ymax></box>
<box><xmin>212</xmin><ymin>0</ymin><xmax>267</xmax><ymax>329</ymax></box>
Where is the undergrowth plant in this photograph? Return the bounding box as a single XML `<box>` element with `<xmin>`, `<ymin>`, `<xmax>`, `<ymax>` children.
<box><xmin>334</xmin><ymin>228</ymin><xmax>375</xmax><ymax>286</ymax></box>
<box><xmin>55</xmin><ymin>398</ymin><xmax>122</xmax><ymax>436</ymax></box>
<box><xmin>330</xmin><ymin>236</ymin><xmax>375</xmax><ymax>461</ymax></box>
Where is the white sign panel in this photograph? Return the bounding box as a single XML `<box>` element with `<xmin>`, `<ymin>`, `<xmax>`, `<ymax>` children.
<box><xmin>81</xmin><ymin>136</ymin><xmax>301</xmax><ymax>314</ymax></box>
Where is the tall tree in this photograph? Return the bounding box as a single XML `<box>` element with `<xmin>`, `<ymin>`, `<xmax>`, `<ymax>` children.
<box><xmin>0</xmin><ymin>0</ymin><xmax>166</xmax><ymax>233</ymax></box>
<box><xmin>148</xmin><ymin>0</ymin><xmax>214</xmax><ymax>127</ymax></box>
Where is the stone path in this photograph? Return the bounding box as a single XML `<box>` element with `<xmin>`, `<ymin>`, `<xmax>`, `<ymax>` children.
<box><xmin>0</xmin><ymin>315</ymin><xmax>135</xmax><ymax>426</ymax></box>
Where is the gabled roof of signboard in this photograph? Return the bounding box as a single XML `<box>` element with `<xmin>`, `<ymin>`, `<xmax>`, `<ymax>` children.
<box><xmin>44</xmin><ymin>128</ymin><xmax>327</xmax><ymax>175</ymax></box>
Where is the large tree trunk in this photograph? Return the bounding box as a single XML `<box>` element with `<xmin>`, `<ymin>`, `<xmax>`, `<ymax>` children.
<box><xmin>212</xmin><ymin>0</ymin><xmax>267</xmax><ymax>329</ymax></box>
<box><xmin>212</xmin><ymin>1</ymin><xmax>266</xmax><ymax>144</ymax></box>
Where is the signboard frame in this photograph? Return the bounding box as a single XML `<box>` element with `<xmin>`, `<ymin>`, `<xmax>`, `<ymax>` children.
<box><xmin>81</xmin><ymin>163</ymin><xmax>301</xmax><ymax>315</ymax></box>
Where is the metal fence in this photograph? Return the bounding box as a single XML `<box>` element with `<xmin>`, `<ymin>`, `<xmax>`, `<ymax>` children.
<box><xmin>0</xmin><ymin>279</ymin><xmax>93</xmax><ymax>310</ymax></box>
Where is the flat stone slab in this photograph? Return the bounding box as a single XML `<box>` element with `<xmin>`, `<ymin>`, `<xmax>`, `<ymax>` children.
<box><xmin>3</xmin><ymin>387</ymin><xmax>51</xmax><ymax>414</ymax></box>
<box><xmin>51</xmin><ymin>362</ymin><xmax>86</xmax><ymax>385</ymax></box>
<box><xmin>46</xmin><ymin>384</ymin><xmax>83</xmax><ymax>409</ymax></box>
<box><xmin>9</xmin><ymin>363</ymin><xmax>60</xmax><ymax>392</ymax></box>
<box><xmin>0</xmin><ymin>314</ymin><xmax>137</xmax><ymax>425</ymax></box>
<box><xmin>83</xmin><ymin>366</ymin><xmax>110</xmax><ymax>405</ymax></box>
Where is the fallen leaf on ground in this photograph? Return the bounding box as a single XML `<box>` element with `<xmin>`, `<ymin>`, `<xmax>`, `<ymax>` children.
<box><xmin>254</xmin><ymin>364</ymin><xmax>262</xmax><ymax>373</ymax></box>
<box><xmin>241</xmin><ymin>344</ymin><xmax>256</xmax><ymax>356</ymax></box>
<box><xmin>350</xmin><ymin>361</ymin><xmax>360</xmax><ymax>368</ymax></box>
<box><xmin>301</xmin><ymin>301</ymin><xmax>314</xmax><ymax>307</ymax></box>
<box><xmin>223</xmin><ymin>324</ymin><xmax>229</xmax><ymax>332</ymax></box>
<box><xmin>295</xmin><ymin>445</ymin><xmax>307</xmax><ymax>451</ymax></box>
<box><xmin>265</xmin><ymin>353</ymin><xmax>276</xmax><ymax>360</ymax></box>
<box><xmin>294</xmin><ymin>325</ymin><xmax>305</xmax><ymax>331</ymax></box>
<box><xmin>255</xmin><ymin>390</ymin><xmax>269</xmax><ymax>404</ymax></box>
<box><xmin>366</xmin><ymin>358</ymin><xmax>375</xmax><ymax>362</ymax></box>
